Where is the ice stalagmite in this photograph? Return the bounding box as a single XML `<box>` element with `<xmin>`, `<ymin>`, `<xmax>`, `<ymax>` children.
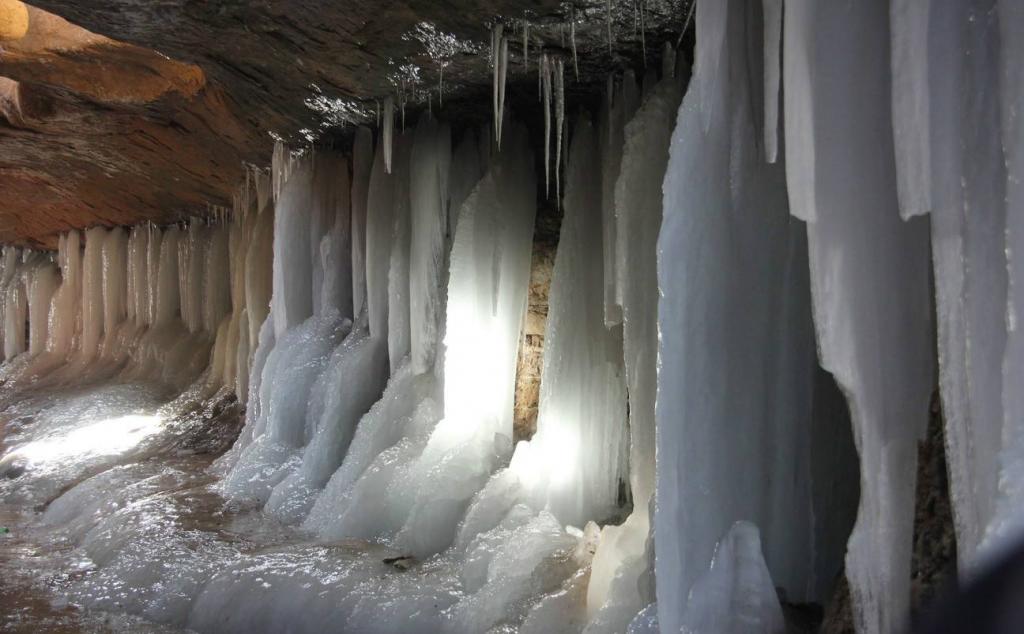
<box><xmin>679</xmin><ymin>522</ymin><xmax>785</xmax><ymax>634</ymax></box>
<box><xmin>783</xmin><ymin>2</ymin><xmax>934</xmax><ymax>632</ymax></box>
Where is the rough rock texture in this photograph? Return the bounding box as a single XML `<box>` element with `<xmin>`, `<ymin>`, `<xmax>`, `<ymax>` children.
<box><xmin>910</xmin><ymin>392</ymin><xmax>958</xmax><ymax>616</ymax></box>
<box><xmin>512</xmin><ymin>194</ymin><xmax>562</xmax><ymax>440</ymax></box>
<box><xmin>2</xmin><ymin>0</ymin><xmax>688</xmax><ymax>246</ymax></box>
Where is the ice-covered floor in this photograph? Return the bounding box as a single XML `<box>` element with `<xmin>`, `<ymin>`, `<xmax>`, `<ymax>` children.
<box><xmin>0</xmin><ymin>376</ymin><xmax>593</xmax><ymax>634</ymax></box>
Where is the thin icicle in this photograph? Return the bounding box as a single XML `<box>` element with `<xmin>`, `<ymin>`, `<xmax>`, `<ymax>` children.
<box><xmin>523</xmin><ymin>19</ymin><xmax>529</xmax><ymax>70</ymax></box>
<box><xmin>492</xmin><ymin>24</ymin><xmax>501</xmax><ymax>145</ymax></box>
<box><xmin>607</xmin><ymin>0</ymin><xmax>613</xmax><ymax>53</ymax></box>
<box><xmin>499</xmin><ymin>35</ymin><xmax>509</xmax><ymax>148</ymax></box>
<box><xmin>542</xmin><ymin>54</ymin><xmax>553</xmax><ymax>197</ymax></box>
<box><xmin>400</xmin><ymin>84</ymin><xmax>407</xmax><ymax>131</ymax></box>
<box><xmin>492</xmin><ymin>24</ymin><xmax>509</xmax><ymax>149</ymax></box>
<box><xmin>640</xmin><ymin>0</ymin><xmax>647</xmax><ymax>66</ymax></box>
<box><xmin>383</xmin><ymin>96</ymin><xmax>395</xmax><ymax>174</ymax></box>
<box><xmin>438</xmin><ymin>67</ymin><xmax>444</xmax><ymax>107</ymax></box>
<box><xmin>571</xmin><ymin>9</ymin><xmax>579</xmax><ymax>80</ymax></box>
<box><xmin>554</xmin><ymin>58</ymin><xmax>565</xmax><ymax>205</ymax></box>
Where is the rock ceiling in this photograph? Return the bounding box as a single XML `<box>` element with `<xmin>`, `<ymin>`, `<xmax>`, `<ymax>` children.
<box><xmin>0</xmin><ymin>0</ymin><xmax>688</xmax><ymax>246</ymax></box>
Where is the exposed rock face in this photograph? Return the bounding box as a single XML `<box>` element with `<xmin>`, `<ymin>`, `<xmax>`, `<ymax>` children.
<box><xmin>1</xmin><ymin>0</ymin><xmax>684</xmax><ymax>245</ymax></box>
<box><xmin>0</xmin><ymin>3</ymin><xmax>252</xmax><ymax>246</ymax></box>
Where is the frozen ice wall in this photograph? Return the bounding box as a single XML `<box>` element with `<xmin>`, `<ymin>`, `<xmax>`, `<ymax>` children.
<box><xmin>782</xmin><ymin>3</ymin><xmax>935</xmax><ymax>632</ymax></box>
<box><xmin>656</xmin><ymin>0</ymin><xmax>840</xmax><ymax>630</ymax></box>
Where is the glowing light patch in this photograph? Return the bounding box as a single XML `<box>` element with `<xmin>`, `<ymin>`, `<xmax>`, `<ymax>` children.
<box><xmin>10</xmin><ymin>414</ymin><xmax>164</xmax><ymax>465</ymax></box>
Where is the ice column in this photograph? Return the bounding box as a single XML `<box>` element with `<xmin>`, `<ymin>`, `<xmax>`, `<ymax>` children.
<box><xmin>514</xmin><ymin>113</ymin><xmax>627</xmax><ymax>529</ymax></box>
<box><xmin>783</xmin><ymin>1</ymin><xmax>934</xmax><ymax>632</ymax></box>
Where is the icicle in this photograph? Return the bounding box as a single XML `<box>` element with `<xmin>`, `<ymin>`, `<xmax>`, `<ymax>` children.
<box><xmin>571</xmin><ymin>9</ymin><xmax>579</xmax><ymax>80</ymax></box>
<box><xmin>383</xmin><ymin>96</ymin><xmax>395</xmax><ymax>174</ymax></box>
<box><xmin>523</xmin><ymin>19</ymin><xmax>529</xmax><ymax>69</ymax></box>
<box><xmin>376</xmin><ymin>99</ymin><xmax>381</xmax><ymax>128</ymax></box>
<box><xmin>606</xmin><ymin>0</ymin><xmax>613</xmax><ymax>53</ymax></box>
<box><xmin>438</xmin><ymin>66</ymin><xmax>444</xmax><ymax>107</ymax></box>
<box><xmin>640</xmin><ymin>0</ymin><xmax>647</xmax><ymax>66</ymax></box>
<box><xmin>400</xmin><ymin>83</ymin><xmax>407</xmax><ymax>131</ymax></box>
<box><xmin>492</xmin><ymin>24</ymin><xmax>500</xmax><ymax>143</ymax></box>
<box><xmin>492</xmin><ymin>23</ymin><xmax>509</xmax><ymax>149</ymax></box>
<box><xmin>498</xmin><ymin>35</ymin><xmax>509</xmax><ymax>148</ymax></box>
<box><xmin>554</xmin><ymin>58</ymin><xmax>565</xmax><ymax>205</ymax></box>
<box><xmin>542</xmin><ymin>54</ymin><xmax>553</xmax><ymax>197</ymax></box>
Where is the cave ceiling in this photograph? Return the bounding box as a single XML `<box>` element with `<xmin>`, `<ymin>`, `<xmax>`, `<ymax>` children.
<box><xmin>0</xmin><ymin>0</ymin><xmax>688</xmax><ymax>247</ymax></box>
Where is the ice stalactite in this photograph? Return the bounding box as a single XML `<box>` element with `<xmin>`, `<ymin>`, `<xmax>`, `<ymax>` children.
<box><xmin>383</xmin><ymin>96</ymin><xmax>395</xmax><ymax>174</ymax></box>
<box><xmin>554</xmin><ymin>58</ymin><xmax>565</xmax><ymax>204</ymax></box>
<box><xmin>781</xmin><ymin>2</ymin><xmax>935</xmax><ymax>633</ymax></box>
<box><xmin>542</xmin><ymin>53</ymin><xmax>553</xmax><ymax>196</ymax></box>
<box><xmin>601</xmin><ymin>69</ymin><xmax>639</xmax><ymax>327</ymax></box>
<box><xmin>491</xmin><ymin>24</ymin><xmax>509</xmax><ymax>149</ymax></box>
<box><xmin>657</xmin><ymin>1</ymin><xmax>863</xmax><ymax>632</ymax></box>
<box><xmin>522</xmin><ymin>19</ymin><xmax>529</xmax><ymax>69</ymax></box>
<box><xmin>570</xmin><ymin>9</ymin><xmax>579</xmax><ymax>80</ymax></box>
<box><xmin>761</xmin><ymin>0</ymin><xmax>781</xmax><ymax>164</ymax></box>
<box><xmin>606</xmin><ymin>0</ymin><xmax>613</xmax><ymax>52</ymax></box>
<box><xmin>351</xmin><ymin>126</ymin><xmax>373</xmax><ymax>318</ymax></box>
<box><xmin>991</xmin><ymin>0</ymin><xmax>1024</xmax><ymax>567</ymax></box>
<box><xmin>885</xmin><ymin>0</ymin><xmax>1006</xmax><ymax>574</ymax></box>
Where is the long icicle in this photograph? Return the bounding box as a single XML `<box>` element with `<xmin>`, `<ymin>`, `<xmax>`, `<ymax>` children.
<box><xmin>606</xmin><ymin>0</ymin><xmax>613</xmax><ymax>54</ymax></box>
<box><xmin>542</xmin><ymin>53</ymin><xmax>552</xmax><ymax>197</ymax></box>
<box><xmin>498</xmin><ymin>34</ymin><xmax>509</xmax><ymax>148</ymax></box>
<box><xmin>522</xmin><ymin>19</ymin><xmax>529</xmax><ymax>70</ymax></box>
<box><xmin>383</xmin><ymin>96</ymin><xmax>395</xmax><ymax>174</ymax></box>
<box><xmin>492</xmin><ymin>24</ymin><xmax>503</xmax><ymax>146</ymax></box>
<box><xmin>570</xmin><ymin>8</ymin><xmax>579</xmax><ymax>80</ymax></box>
<box><xmin>554</xmin><ymin>57</ymin><xmax>565</xmax><ymax>205</ymax></box>
<box><xmin>640</xmin><ymin>0</ymin><xmax>647</xmax><ymax>66</ymax></box>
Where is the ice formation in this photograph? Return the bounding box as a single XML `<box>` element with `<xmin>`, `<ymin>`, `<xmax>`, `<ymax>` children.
<box><xmin>4</xmin><ymin>3</ymin><xmax>1024</xmax><ymax>634</ymax></box>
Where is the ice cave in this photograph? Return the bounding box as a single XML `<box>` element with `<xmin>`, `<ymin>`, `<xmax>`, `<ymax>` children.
<box><xmin>0</xmin><ymin>0</ymin><xmax>1021</xmax><ymax>632</ymax></box>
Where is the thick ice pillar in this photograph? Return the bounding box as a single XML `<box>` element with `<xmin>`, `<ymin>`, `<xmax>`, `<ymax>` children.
<box><xmin>783</xmin><ymin>1</ymin><xmax>934</xmax><ymax>631</ymax></box>
<box><xmin>518</xmin><ymin>113</ymin><xmax>627</xmax><ymax>529</ymax></box>
<box><xmin>888</xmin><ymin>0</ymin><xmax>1008</xmax><ymax>570</ymax></box>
